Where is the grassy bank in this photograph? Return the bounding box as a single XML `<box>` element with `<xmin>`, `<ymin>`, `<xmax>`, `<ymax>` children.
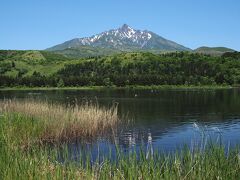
<box><xmin>0</xmin><ymin>85</ymin><xmax>233</xmax><ymax>91</ymax></box>
<box><xmin>0</xmin><ymin>100</ymin><xmax>240</xmax><ymax>179</ymax></box>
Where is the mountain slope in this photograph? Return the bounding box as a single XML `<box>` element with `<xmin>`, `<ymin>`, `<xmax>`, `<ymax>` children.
<box><xmin>46</xmin><ymin>24</ymin><xmax>191</xmax><ymax>53</ymax></box>
<box><xmin>52</xmin><ymin>46</ymin><xmax>122</xmax><ymax>58</ymax></box>
<box><xmin>194</xmin><ymin>46</ymin><xmax>235</xmax><ymax>56</ymax></box>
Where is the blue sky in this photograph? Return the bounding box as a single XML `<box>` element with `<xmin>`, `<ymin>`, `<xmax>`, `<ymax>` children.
<box><xmin>1</xmin><ymin>0</ymin><xmax>240</xmax><ymax>50</ymax></box>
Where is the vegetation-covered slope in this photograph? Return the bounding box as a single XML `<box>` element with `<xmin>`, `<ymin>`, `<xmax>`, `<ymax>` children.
<box><xmin>194</xmin><ymin>46</ymin><xmax>235</xmax><ymax>56</ymax></box>
<box><xmin>0</xmin><ymin>50</ymin><xmax>73</xmax><ymax>77</ymax></box>
<box><xmin>52</xmin><ymin>46</ymin><xmax>122</xmax><ymax>58</ymax></box>
<box><xmin>0</xmin><ymin>51</ymin><xmax>240</xmax><ymax>87</ymax></box>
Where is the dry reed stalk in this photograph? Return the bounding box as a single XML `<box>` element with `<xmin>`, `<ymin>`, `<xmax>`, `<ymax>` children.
<box><xmin>0</xmin><ymin>99</ymin><xmax>120</xmax><ymax>144</ymax></box>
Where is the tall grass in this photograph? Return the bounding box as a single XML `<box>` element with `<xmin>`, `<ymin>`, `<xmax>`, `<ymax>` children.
<box><xmin>0</xmin><ymin>99</ymin><xmax>119</xmax><ymax>145</ymax></box>
<box><xmin>0</xmin><ymin>100</ymin><xmax>240</xmax><ymax>179</ymax></box>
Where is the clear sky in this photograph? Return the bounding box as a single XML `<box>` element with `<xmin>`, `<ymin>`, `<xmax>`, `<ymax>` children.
<box><xmin>1</xmin><ymin>0</ymin><xmax>240</xmax><ymax>50</ymax></box>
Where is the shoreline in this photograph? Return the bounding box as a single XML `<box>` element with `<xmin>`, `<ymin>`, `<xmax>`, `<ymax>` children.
<box><xmin>0</xmin><ymin>85</ymin><xmax>234</xmax><ymax>91</ymax></box>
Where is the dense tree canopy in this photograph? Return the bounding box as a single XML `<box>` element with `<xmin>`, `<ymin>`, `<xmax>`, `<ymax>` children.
<box><xmin>1</xmin><ymin>51</ymin><xmax>240</xmax><ymax>87</ymax></box>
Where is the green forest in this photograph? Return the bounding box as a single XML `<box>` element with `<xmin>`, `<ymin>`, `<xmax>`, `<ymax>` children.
<box><xmin>0</xmin><ymin>50</ymin><xmax>240</xmax><ymax>87</ymax></box>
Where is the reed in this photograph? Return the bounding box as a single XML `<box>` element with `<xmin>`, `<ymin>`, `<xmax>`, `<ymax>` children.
<box><xmin>0</xmin><ymin>100</ymin><xmax>240</xmax><ymax>179</ymax></box>
<box><xmin>0</xmin><ymin>99</ymin><xmax>119</xmax><ymax>144</ymax></box>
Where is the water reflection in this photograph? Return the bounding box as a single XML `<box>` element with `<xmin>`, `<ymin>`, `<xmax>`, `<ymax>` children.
<box><xmin>1</xmin><ymin>88</ymin><xmax>240</xmax><ymax>159</ymax></box>
<box><xmin>146</xmin><ymin>132</ymin><xmax>153</xmax><ymax>159</ymax></box>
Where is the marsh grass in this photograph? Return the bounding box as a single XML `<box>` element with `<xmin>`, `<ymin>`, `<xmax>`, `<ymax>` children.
<box><xmin>0</xmin><ymin>99</ymin><xmax>120</xmax><ymax>145</ymax></box>
<box><xmin>1</xmin><ymin>131</ymin><xmax>240</xmax><ymax>179</ymax></box>
<box><xmin>1</xmin><ymin>100</ymin><xmax>240</xmax><ymax>179</ymax></box>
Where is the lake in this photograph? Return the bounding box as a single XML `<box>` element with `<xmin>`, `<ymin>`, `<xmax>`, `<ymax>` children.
<box><xmin>1</xmin><ymin>88</ymin><xmax>240</xmax><ymax>161</ymax></box>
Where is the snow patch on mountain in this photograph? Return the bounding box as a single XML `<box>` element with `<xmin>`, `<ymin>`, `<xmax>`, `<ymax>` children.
<box><xmin>74</xmin><ymin>24</ymin><xmax>152</xmax><ymax>48</ymax></box>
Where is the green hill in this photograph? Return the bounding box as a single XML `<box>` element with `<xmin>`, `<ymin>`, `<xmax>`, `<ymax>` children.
<box><xmin>52</xmin><ymin>46</ymin><xmax>122</xmax><ymax>58</ymax></box>
<box><xmin>194</xmin><ymin>46</ymin><xmax>235</xmax><ymax>56</ymax></box>
<box><xmin>51</xmin><ymin>46</ymin><xmax>188</xmax><ymax>59</ymax></box>
<box><xmin>0</xmin><ymin>50</ymin><xmax>73</xmax><ymax>77</ymax></box>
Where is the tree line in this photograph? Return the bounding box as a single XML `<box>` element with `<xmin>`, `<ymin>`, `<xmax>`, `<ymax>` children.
<box><xmin>1</xmin><ymin>52</ymin><xmax>240</xmax><ymax>87</ymax></box>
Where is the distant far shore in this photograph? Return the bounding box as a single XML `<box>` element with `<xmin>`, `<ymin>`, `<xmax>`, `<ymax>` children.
<box><xmin>0</xmin><ymin>85</ymin><xmax>234</xmax><ymax>91</ymax></box>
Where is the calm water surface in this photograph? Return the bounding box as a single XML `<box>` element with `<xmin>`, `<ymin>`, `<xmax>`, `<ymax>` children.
<box><xmin>1</xmin><ymin>88</ymin><xmax>240</xmax><ymax>160</ymax></box>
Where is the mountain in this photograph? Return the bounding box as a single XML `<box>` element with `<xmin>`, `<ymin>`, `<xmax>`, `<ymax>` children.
<box><xmin>46</xmin><ymin>24</ymin><xmax>191</xmax><ymax>54</ymax></box>
<box><xmin>194</xmin><ymin>46</ymin><xmax>236</xmax><ymax>56</ymax></box>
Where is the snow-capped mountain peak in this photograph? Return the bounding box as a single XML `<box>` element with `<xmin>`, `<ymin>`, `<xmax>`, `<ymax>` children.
<box><xmin>118</xmin><ymin>24</ymin><xmax>136</xmax><ymax>37</ymax></box>
<box><xmin>120</xmin><ymin>24</ymin><xmax>134</xmax><ymax>32</ymax></box>
<box><xmin>71</xmin><ymin>24</ymin><xmax>153</xmax><ymax>48</ymax></box>
<box><xmin>47</xmin><ymin>24</ymin><xmax>190</xmax><ymax>51</ymax></box>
